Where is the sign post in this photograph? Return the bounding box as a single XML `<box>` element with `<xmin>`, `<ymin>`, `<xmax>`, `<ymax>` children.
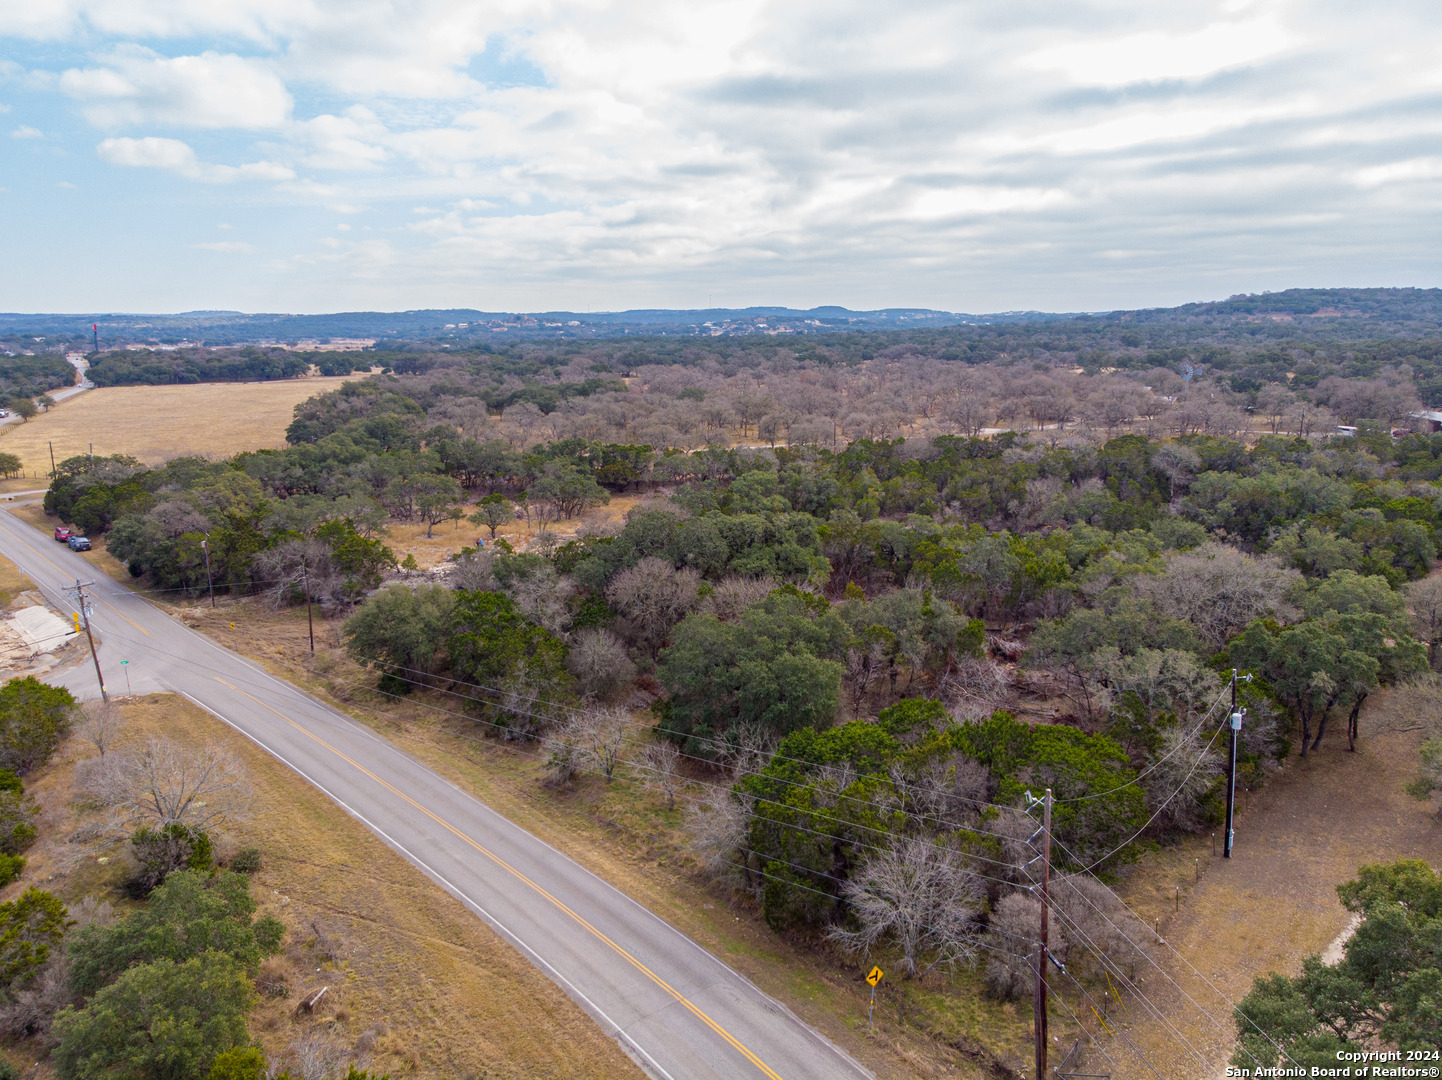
<box><xmin>865</xmin><ymin>966</ymin><xmax>883</xmax><ymax>1030</ymax></box>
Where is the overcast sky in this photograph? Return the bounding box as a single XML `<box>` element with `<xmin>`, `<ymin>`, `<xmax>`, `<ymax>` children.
<box><xmin>3</xmin><ymin>0</ymin><xmax>1442</xmax><ymax>314</ymax></box>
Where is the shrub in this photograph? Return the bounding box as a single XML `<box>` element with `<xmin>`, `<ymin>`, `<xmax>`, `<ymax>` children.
<box><xmin>0</xmin><ymin>780</ymin><xmax>40</xmax><ymax>858</ymax></box>
<box><xmin>0</xmin><ymin>856</ymin><xmax>23</xmax><ymax>890</ymax></box>
<box><xmin>0</xmin><ymin>889</ymin><xmax>69</xmax><ymax>998</ymax></box>
<box><xmin>208</xmin><ymin>1046</ymin><xmax>268</xmax><ymax>1080</ymax></box>
<box><xmin>127</xmin><ymin>824</ymin><xmax>214</xmax><ymax>897</ymax></box>
<box><xmin>0</xmin><ymin>678</ymin><xmax>75</xmax><ymax>774</ymax></box>
<box><xmin>228</xmin><ymin>847</ymin><xmax>263</xmax><ymax>874</ymax></box>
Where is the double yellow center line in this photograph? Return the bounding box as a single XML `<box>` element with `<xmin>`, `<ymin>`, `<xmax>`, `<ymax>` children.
<box><xmin>215</xmin><ymin>677</ymin><xmax>786</xmax><ymax>1080</ymax></box>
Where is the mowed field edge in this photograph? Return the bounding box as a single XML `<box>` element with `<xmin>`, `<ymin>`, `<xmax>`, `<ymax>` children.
<box><xmin>0</xmin><ymin>377</ymin><xmax>362</xmax><ymax>471</ymax></box>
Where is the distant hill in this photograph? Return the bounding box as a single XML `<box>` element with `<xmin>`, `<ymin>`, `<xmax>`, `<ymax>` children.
<box><xmin>0</xmin><ymin>305</ymin><xmax>1061</xmax><ymax>348</ymax></box>
<box><xmin>2</xmin><ymin>288</ymin><xmax>1441</xmax><ymax>350</ymax></box>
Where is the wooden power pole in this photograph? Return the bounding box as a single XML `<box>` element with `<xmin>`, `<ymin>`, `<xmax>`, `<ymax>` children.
<box><xmin>69</xmin><ymin>579</ymin><xmax>108</xmax><ymax>703</ymax></box>
<box><xmin>1224</xmin><ymin>670</ymin><xmax>1248</xmax><ymax>859</ymax></box>
<box><xmin>1034</xmin><ymin>788</ymin><xmax>1053</xmax><ymax>1080</ymax></box>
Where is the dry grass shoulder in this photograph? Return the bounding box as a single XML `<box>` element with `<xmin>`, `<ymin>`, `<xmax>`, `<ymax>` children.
<box><xmin>5</xmin><ymin>694</ymin><xmax>643</xmax><ymax>1080</ymax></box>
<box><xmin>0</xmin><ymin>377</ymin><xmax>361</xmax><ymax>473</ymax></box>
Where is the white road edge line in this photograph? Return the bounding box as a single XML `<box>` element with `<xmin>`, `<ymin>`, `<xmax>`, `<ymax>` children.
<box><xmin>177</xmin><ymin>690</ymin><xmax>681</xmax><ymax>1080</ymax></box>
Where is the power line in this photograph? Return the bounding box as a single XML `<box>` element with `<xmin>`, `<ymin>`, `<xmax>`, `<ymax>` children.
<box><xmin>1043</xmin><ymin>830</ymin><xmax>1304</xmax><ymax>1074</ymax></box>
<box><xmin>1051</xmin><ymin>684</ymin><xmax>1231</xmax><ymax>804</ymax></box>
<box><xmin>111</xmin><ymin>631</ymin><xmax>1194</xmax><ymax>1080</ymax></box>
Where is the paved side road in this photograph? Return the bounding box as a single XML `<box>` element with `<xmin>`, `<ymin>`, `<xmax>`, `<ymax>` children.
<box><xmin>0</xmin><ymin>509</ymin><xmax>872</xmax><ymax>1080</ymax></box>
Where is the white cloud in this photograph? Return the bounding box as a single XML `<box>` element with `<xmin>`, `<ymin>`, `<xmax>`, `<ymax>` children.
<box><xmin>12</xmin><ymin>0</ymin><xmax>1442</xmax><ymax>310</ymax></box>
<box><xmin>10</xmin><ymin>125</ymin><xmax>42</xmax><ymax>138</ymax></box>
<box><xmin>97</xmin><ymin>136</ymin><xmax>295</xmax><ymax>182</ymax></box>
<box><xmin>1023</xmin><ymin>16</ymin><xmax>1294</xmax><ymax>87</ymax></box>
<box><xmin>62</xmin><ymin>48</ymin><xmax>291</xmax><ymax>129</ymax></box>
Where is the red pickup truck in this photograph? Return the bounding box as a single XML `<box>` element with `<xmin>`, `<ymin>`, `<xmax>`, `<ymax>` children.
<box><xmin>54</xmin><ymin>527</ymin><xmax>71</xmax><ymax>542</ymax></box>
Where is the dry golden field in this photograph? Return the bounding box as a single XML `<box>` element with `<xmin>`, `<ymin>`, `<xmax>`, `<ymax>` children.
<box><xmin>0</xmin><ymin>377</ymin><xmax>361</xmax><ymax>473</ymax></box>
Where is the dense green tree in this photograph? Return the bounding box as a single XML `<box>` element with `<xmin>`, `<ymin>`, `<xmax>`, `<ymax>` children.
<box><xmin>658</xmin><ymin>591</ymin><xmax>847</xmax><ymax>752</ymax></box>
<box><xmin>449</xmin><ymin>590</ymin><xmax>568</xmax><ymax>686</ymax></box>
<box><xmin>342</xmin><ymin>583</ymin><xmax>457</xmax><ymax>688</ymax></box>
<box><xmin>468</xmin><ymin>493</ymin><xmax>514</xmax><ymax>539</ymax></box>
<box><xmin>68</xmin><ymin>869</ymin><xmax>283</xmax><ymax>998</ymax></box>
<box><xmin>53</xmin><ymin>951</ymin><xmax>256</xmax><ymax>1080</ymax></box>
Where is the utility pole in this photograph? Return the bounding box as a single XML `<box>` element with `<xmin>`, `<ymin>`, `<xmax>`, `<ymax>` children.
<box><xmin>1033</xmin><ymin>788</ymin><xmax>1053</xmax><ymax>1080</ymax></box>
<box><xmin>201</xmin><ymin>538</ymin><xmax>215</xmax><ymax>608</ymax></box>
<box><xmin>1224</xmin><ymin>670</ymin><xmax>1247</xmax><ymax>859</ymax></box>
<box><xmin>301</xmin><ymin>560</ymin><xmax>314</xmax><ymax>653</ymax></box>
<box><xmin>47</xmin><ymin>441</ymin><xmax>56</xmax><ymax>479</ymax></box>
<box><xmin>69</xmin><ymin>579</ymin><xmax>108</xmax><ymax>702</ymax></box>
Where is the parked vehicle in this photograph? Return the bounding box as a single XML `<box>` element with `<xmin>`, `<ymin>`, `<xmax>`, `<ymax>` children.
<box><xmin>53</xmin><ymin>527</ymin><xmax>71</xmax><ymax>542</ymax></box>
<box><xmin>66</xmin><ymin>536</ymin><xmax>91</xmax><ymax>551</ymax></box>
<box><xmin>0</xmin><ymin>409</ymin><xmax>11</xmax><ymax>417</ymax></box>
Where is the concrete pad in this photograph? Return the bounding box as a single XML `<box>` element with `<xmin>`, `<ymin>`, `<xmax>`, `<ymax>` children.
<box><xmin>10</xmin><ymin>605</ymin><xmax>78</xmax><ymax>652</ymax></box>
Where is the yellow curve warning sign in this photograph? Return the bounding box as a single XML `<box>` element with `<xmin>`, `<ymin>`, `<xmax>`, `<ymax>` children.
<box><xmin>866</xmin><ymin>966</ymin><xmax>884</xmax><ymax>987</ymax></box>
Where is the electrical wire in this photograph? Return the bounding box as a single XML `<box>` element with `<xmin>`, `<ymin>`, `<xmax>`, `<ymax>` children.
<box><xmin>101</xmin><ymin>595</ymin><xmax>1254</xmax><ymax>1074</ymax></box>
<box><xmin>1067</xmin><ymin>718</ymin><xmax>1230</xmax><ymax>876</ymax></box>
<box><xmin>1051</xmin><ymin>683</ymin><xmax>1232</xmax><ymax>803</ymax></box>
<box><xmin>1043</xmin><ymin>830</ymin><xmax>1305</xmax><ymax>1074</ymax></box>
<box><xmin>104</xmin><ymin>627</ymin><xmax>1199</xmax><ymax>1080</ymax></box>
<box><xmin>342</xmin><ymin>653</ymin><xmax>1056</xmax><ymax>846</ymax></box>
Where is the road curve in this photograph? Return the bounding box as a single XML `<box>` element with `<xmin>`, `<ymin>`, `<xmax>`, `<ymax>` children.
<box><xmin>0</xmin><ymin>508</ymin><xmax>871</xmax><ymax>1080</ymax></box>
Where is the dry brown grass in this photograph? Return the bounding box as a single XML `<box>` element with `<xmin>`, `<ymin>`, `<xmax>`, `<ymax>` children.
<box><xmin>383</xmin><ymin>491</ymin><xmax>658</xmax><ymax>570</ymax></box>
<box><xmin>1085</xmin><ymin>709</ymin><xmax>1442</xmax><ymax>1079</ymax></box>
<box><xmin>0</xmin><ymin>377</ymin><xmax>361</xmax><ymax>473</ymax></box>
<box><xmin>4</xmin><ymin>694</ymin><xmax>643</xmax><ymax>1080</ymax></box>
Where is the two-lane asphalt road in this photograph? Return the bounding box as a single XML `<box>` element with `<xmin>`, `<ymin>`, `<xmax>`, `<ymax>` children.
<box><xmin>0</xmin><ymin>508</ymin><xmax>871</xmax><ymax>1080</ymax></box>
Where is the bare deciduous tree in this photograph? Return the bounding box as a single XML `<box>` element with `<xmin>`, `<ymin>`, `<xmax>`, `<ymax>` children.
<box><xmin>983</xmin><ymin>890</ymin><xmax>1051</xmax><ymax>999</ymax></box>
<box><xmin>939</xmin><ymin>655</ymin><xmax>1010</xmax><ymax>720</ymax></box>
<box><xmin>566</xmin><ymin>629</ymin><xmax>637</xmax><ymax>699</ymax></box>
<box><xmin>544</xmin><ymin>706</ymin><xmax>629</xmax><ymax>783</ymax></box>
<box><xmin>76</xmin><ymin>701</ymin><xmax>123</xmax><ymax>759</ymax></box>
<box><xmin>985</xmin><ymin>875</ymin><xmax>1152</xmax><ymax>999</ymax></box>
<box><xmin>1407</xmin><ymin>576</ymin><xmax>1442</xmax><ymax>670</ymax></box>
<box><xmin>684</xmin><ymin>786</ymin><xmax>753</xmax><ymax>890</ymax></box>
<box><xmin>286</xmin><ymin>1029</ymin><xmax>353</xmax><ymax>1080</ymax></box>
<box><xmin>253</xmin><ymin>538</ymin><xmax>349</xmax><ymax>614</ymax></box>
<box><xmin>606</xmin><ymin>557</ymin><xmax>701</xmax><ymax>656</ymax></box>
<box><xmin>635</xmin><ymin>741</ymin><xmax>683</xmax><ymax>810</ymax></box>
<box><xmin>1151</xmin><ymin>443</ymin><xmax>1202</xmax><ymax>500</ymax></box>
<box><xmin>83</xmin><ymin>736</ymin><xmax>250</xmax><ymax>833</ymax></box>
<box><xmin>830</xmin><ymin>837</ymin><xmax>983</xmax><ymax>979</ymax></box>
<box><xmin>1133</xmin><ymin>543</ymin><xmax>1299</xmax><ymax>649</ymax></box>
<box><xmin>696</xmin><ymin>574</ymin><xmax>777</xmax><ymax>621</ymax></box>
<box><xmin>506</xmin><ymin>563</ymin><xmax>573</xmax><ymax>637</ymax></box>
<box><xmin>891</xmin><ymin>754</ymin><xmax>991</xmax><ymax>826</ymax></box>
<box><xmin>1141</xmin><ymin>724</ymin><xmax>1222</xmax><ymax>832</ymax></box>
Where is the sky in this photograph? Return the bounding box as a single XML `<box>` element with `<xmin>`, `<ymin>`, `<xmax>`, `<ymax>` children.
<box><xmin>3</xmin><ymin>0</ymin><xmax>1442</xmax><ymax>314</ymax></box>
